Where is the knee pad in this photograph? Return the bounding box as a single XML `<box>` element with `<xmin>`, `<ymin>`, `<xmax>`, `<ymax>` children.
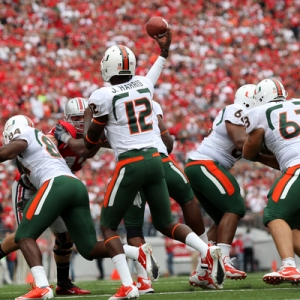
<box><xmin>126</xmin><ymin>226</ymin><xmax>144</xmax><ymax>240</ymax></box>
<box><xmin>53</xmin><ymin>233</ymin><xmax>73</xmax><ymax>256</ymax></box>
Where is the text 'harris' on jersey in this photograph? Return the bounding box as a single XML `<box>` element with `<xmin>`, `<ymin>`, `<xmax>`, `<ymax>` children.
<box><xmin>111</xmin><ymin>80</ymin><xmax>144</xmax><ymax>93</ymax></box>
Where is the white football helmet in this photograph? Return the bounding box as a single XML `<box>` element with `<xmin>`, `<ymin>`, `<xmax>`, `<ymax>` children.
<box><xmin>2</xmin><ymin>115</ymin><xmax>34</xmax><ymax>145</ymax></box>
<box><xmin>234</xmin><ymin>84</ymin><xmax>256</xmax><ymax>110</ymax></box>
<box><xmin>64</xmin><ymin>97</ymin><xmax>88</xmax><ymax>134</ymax></box>
<box><xmin>254</xmin><ymin>78</ymin><xmax>287</xmax><ymax>106</ymax></box>
<box><xmin>100</xmin><ymin>45</ymin><xmax>136</xmax><ymax>82</ymax></box>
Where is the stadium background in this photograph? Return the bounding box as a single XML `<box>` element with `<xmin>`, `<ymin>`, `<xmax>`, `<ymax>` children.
<box><xmin>0</xmin><ymin>0</ymin><xmax>298</xmax><ymax>281</ymax></box>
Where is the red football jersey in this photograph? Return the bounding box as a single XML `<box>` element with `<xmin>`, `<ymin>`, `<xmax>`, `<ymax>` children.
<box><xmin>49</xmin><ymin>121</ymin><xmax>86</xmax><ymax>173</ymax></box>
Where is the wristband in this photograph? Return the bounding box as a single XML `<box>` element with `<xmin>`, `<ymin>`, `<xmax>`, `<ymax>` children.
<box><xmin>160</xmin><ymin>49</ymin><xmax>169</xmax><ymax>58</ymax></box>
<box><xmin>61</xmin><ymin>132</ymin><xmax>72</xmax><ymax>144</ymax></box>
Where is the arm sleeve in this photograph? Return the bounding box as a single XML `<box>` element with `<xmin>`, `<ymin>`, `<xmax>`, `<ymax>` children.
<box><xmin>146</xmin><ymin>56</ymin><xmax>166</xmax><ymax>86</ymax></box>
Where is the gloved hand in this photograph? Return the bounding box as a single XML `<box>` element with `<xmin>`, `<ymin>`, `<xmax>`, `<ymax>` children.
<box><xmin>19</xmin><ymin>174</ymin><xmax>34</xmax><ymax>190</ymax></box>
<box><xmin>54</xmin><ymin>123</ymin><xmax>71</xmax><ymax>144</ymax></box>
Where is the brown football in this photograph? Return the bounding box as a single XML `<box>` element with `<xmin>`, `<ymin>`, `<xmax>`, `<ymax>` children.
<box><xmin>146</xmin><ymin>16</ymin><xmax>168</xmax><ymax>39</ymax></box>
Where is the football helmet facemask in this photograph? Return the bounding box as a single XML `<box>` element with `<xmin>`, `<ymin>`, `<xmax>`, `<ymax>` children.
<box><xmin>2</xmin><ymin>115</ymin><xmax>34</xmax><ymax>145</ymax></box>
<box><xmin>64</xmin><ymin>97</ymin><xmax>88</xmax><ymax>134</ymax></box>
<box><xmin>254</xmin><ymin>78</ymin><xmax>287</xmax><ymax>106</ymax></box>
<box><xmin>100</xmin><ymin>45</ymin><xmax>136</xmax><ymax>82</ymax></box>
<box><xmin>234</xmin><ymin>84</ymin><xmax>256</xmax><ymax>110</ymax></box>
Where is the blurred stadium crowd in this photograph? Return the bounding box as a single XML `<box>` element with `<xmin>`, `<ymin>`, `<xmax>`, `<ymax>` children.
<box><xmin>0</xmin><ymin>0</ymin><xmax>296</xmax><ymax>233</ymax></box>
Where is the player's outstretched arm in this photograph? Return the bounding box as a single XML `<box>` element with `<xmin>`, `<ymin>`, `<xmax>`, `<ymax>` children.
<box><xmin>84</xmin><ymin>115</ymin><xmax>108</xmax><ymax>150</ymax></box>
<box><xmin>0</xmin><ymin>140</ymin><xmax>27</xmax><ymax>162</ymax></box>
<box><xmin>53</xmin><ymin>124</ymin><xmax>100</xmax><ymax>158</ymax></box>
<box><xmin>68</xmin><ymin>138</ymin><xmax>102</xmax><ymax>158</ymax></box>
<box><xmin>146</xmin><ymin>28</ymin><xmax>172</xmax><ymax>85</ymax></box>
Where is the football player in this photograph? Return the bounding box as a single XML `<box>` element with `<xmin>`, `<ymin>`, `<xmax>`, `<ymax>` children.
<box><xmin>0</xmin><ymin>114</ymin><xmax>155</xmax><ymax>300</ymax></box>
<box><xmin>0</xmin><ymin>98</ymin><xmax>99</xmax><ymax>295</ymax></box>
<box><xmin>243</xmin><ymin>78</ymin><xmax>300</xmax><ymax>285</ymax></box>
<box><xmin>123</xmin><ymin>100</ymin><xmax>209</xmax><ymax>291</ymax></box>
<box><xmin>83</xmin><ymin>27</ymin><xmax>225</xmax><ymax>300</ymax></box>
<box><xmin>184</xmin><ymin>84</ymin><xmax>256</xmax><ymax>287</ymax></box>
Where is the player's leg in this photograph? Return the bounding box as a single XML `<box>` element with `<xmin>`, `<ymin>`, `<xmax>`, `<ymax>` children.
<box><xmin>50</xmin><ymin>218</ymin><xmax>90</xmax><ymax>295</ymax></box>
<box><xmin>263</xmin><ymin>172</ymin><xmax>300</xmax><ymax>285</ymax></box>
<box><xmin>15</xmin><ymin>177</ymin><xmax>72</xmax><ymax>300</ymax></box>
<box><xmin>142</xmin><ymin>155</ymin><xmax>225</xmax><ymax>287</ymax></box>
<box><xmin>14</xmin><ymin>176</ymin><xmax>108</xmax><ymax>299</ymax></box>
<box><xmin>124</xmin><ymin>192</ymin><xmax>158</xmax><ymax>295</ymax></box>
<box><xmin>0</xmin><ymin>232</ymin><xmax>18</xmax><ymax>259</ymax></box>
<box><xmin>185</xmin><ymin>159</ymin><xmax>246</xmax><ymax>280</ymax></box>
<box><xmin>162</xmin><ymin>155</ymin><xmax>206</xmax><ymax>237</ymax></box>
<box><xmin>292</xmin><ymin>228</ymin><xmax>300</xmax><ymax>257</ymax></box>
<box><xmin>207</xmin><ymin>224</ymin><xmax>218</xmax><ymax>243</ymax></box>
<box><xmin>96</xmin><ymin>151</ymin><xmax>155</xmax><ymax>299</ymax></box>
<box><xmin>1</xmin><ymin>180</ymin><xmax>35</xmax><ymax>258</ymax></box>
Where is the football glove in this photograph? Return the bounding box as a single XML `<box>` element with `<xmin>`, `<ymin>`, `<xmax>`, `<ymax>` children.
<box><xmin>54</xmin><ymin>123</ymin><xmax>72</xmax><ymax>144</ymax></box>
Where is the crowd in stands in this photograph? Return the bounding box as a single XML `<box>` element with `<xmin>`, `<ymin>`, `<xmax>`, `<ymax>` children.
<box><xmin>0</xmin><ymin>0</ymin><xmax>295</xmax><ymax>233</ymax></box>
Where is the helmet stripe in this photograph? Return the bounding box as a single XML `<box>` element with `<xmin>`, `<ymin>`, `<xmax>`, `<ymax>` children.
<box><xmin>118</xmin><ymin>45</ymin><xmax>129</xmax><ymax>70</ymax></box>
<box><xmin>271</xmin><ymin>79</ymin><xmax>283</xmax><ymax>96</ymax></box>
<box><xmin>77</xmin><ymin>98</ymin><xmax>84</xmax><ymax>111</ymax></box>
<box><xmin>25</xmin><ymin>116</ymin><xmax>33</xmax><ymax>127</ymax></box>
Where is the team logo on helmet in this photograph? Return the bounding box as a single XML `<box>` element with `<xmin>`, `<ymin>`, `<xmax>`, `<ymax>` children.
<box><xmin>234</xmin><ymin>84</ymin><xmax>256</xmax><ymax>110</ymax></box>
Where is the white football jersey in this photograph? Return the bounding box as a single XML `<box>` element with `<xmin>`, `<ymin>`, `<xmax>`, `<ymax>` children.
<box><xmin>11</xmin><ymin>126</ymin><xmax>76</xmax><ymax>189</ymax></box>
<box><xmin>152</xmin><ymin>101</ymin><xmax>168</xmax><ymax>156</ymax></box>
<box><xmin>244</xmin><ymin>100</ymin><xmax>300</xmax><ymax>171</ymax></box>
<box><xmin>89</xmin><ymin>75</ymin><xmax>157</xmax><ymax>158</ymax></box>
<box><xmin>188</xmin><ymin>103</ymin><xmax>246</xmax><ymax>170</ymax></box>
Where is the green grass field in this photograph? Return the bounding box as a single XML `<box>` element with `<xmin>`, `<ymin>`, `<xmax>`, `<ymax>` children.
<box><xmin>1</xmin><ymin>273</ymin><xmax>300</xmax><ymax>300</ymax></box>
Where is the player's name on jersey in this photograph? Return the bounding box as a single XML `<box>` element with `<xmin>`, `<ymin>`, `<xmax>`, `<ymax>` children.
<box><xmin>112</xmin><ymin>80</ymin><xmax>144</xmax><ymax>93</ymax></box>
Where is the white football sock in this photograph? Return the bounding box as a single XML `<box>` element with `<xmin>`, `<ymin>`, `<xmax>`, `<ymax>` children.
<box><xmin>134</xmin><ymin>260</ymin><xmax>148</xmax><ymax>279</ymax></box>
<box><xmin>282</xmin><ymin>257</ymin><xmax>296</xmax><ymax>268</ymax></box>
<box><xmin>217</xmin><ymin>243</ymin><xmax>231</xmax><ymax>259</ymax></box>
<box><xmin>185</xmin><ymin>232</ymin><xmax>208</xmax><ymax>257</ymax></box>
<box><xmin>123</xmin><ymin>244</ymin><xmax>139</xmax><ymax>260</ymax></box>
<box><xmin>31</xmin><ymin>266</ymin><xmax>49</xmax><ymax>288</ymax></box>
<box><xmin>112</xmin><ymin>254</ymin><xmax>133</xmax><ymax>286</ymax></box>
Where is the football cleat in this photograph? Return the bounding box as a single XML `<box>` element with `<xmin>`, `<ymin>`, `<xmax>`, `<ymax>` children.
<box><xmin>189</xmin><ymin>270</ymin><xmax>223</xmax><ymax>289</ymax></box>
<box><xmin>134</xmin><ymin>277</ymin><xmax>154</xmax><ymax>295</ymax></box>
<box><xmin>138</xmin><ymin>243</ymin><xmax>160</xmax><ymax>281</ymax></box>
<box><xmin>263</xmin><ymin>266</ymin><xmax>300</xmax><ymax>285</ymax></box>
<box><xmin>15</xmin><ymin>285</ymin><xmax>53</xmax><ymax>300</ymax></box>
<box><xmin>56</xmin><ymin>278</ymin><xmax>91</xmax><ymax>295</ymax></box>
<box><xmin>204</xmin><ymin>245</ymin><xmax>225</xmax><ymax>286</ymax></box>
<box><xmin>223</xmin><ymin>257</ymin><xmax>247</xmax><ymax>280</ymax></box>
<box><xmin>108</xmin><ymin>284</ymin><xmax>139</xmax><ymax>300</ymax></box>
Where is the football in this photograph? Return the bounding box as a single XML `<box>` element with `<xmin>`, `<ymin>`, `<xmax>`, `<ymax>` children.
<box><xmin>145</xmin><ymin>16</ymin><xmax>168</xmax><ymax>39</ymax></box>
